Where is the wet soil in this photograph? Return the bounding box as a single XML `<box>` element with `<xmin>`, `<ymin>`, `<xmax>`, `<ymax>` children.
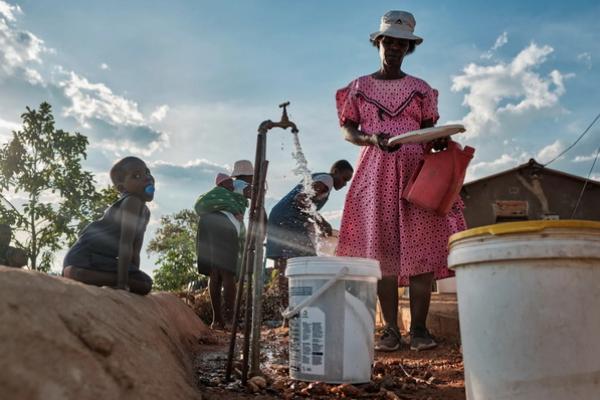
<box><xmin>195</xmin><ymin>327</ymin><xmax>465</xmax><ymax>400</ymax></box>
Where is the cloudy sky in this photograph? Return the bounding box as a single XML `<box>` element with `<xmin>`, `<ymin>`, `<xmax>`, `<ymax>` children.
<box><xmin>1</xmin><ymin>0</ymin><xmax>599</xmax><ymax>273</ymax></box>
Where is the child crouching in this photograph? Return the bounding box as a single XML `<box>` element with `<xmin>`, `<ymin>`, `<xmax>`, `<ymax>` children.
<box><xmin>63</xmin><ymin>156</ymin><xmax>154</xmax><ymax>295</ymax></box>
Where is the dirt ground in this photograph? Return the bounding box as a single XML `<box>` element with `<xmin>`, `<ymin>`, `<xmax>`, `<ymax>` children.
<box><xmin>194</xmin><ymin>327</ymin><xmax>465</xmax><ymax>400</ymax></box>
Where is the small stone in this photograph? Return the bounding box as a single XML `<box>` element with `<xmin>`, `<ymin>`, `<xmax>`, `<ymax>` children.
<box><xmin>307</xmin><ymin>381</ymin><xmax>329</xmax><ymax>395</ymax></box>
<box><xmin>373</xmin><ymin>361</ymin><xmax>386</xmax><ymax>374</ymax></box>
<box><xmin>385</xmin><ymin>389</ymin><xmax>401</xmax><ymax>400</ymax></box>
<box><xmin>381</xmin><ymin>375</ymin><xmax>396</xmax><ymax>389</ymax></box>
<box><xmin>246</xmin><ymin>381</ymin><xmax>259</xmax><ymax>393</ymax></box>
<box><xmin>249</xmin><ymin>375</ymin><xmax>267</xmax><ymax>389</ymax></box>
<box><xmin>338</xmin><ymin>383</ymin><xmax>360</xmax><ymax>397</ymax></box>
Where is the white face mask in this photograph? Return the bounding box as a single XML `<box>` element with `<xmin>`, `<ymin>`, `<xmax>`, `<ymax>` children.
<box><xmin>233</xmin><ymin>179</ymin><xmax>248</xmax><ymax>194</ymax></box>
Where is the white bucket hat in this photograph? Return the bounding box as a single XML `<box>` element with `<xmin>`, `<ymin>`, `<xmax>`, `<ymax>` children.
<box><xmin>231</xmin><ymin>159</ymin><xmax>254</xmax><ymax>177</ymax></box>
<box><xmin>313</xmin><ymin>174</ymin><xmax>334</xmax><ymax>191</ymax></box>
<box><xmin>370</xmin><ymin>10</ymin><xmax>423</xmax><ymax>45</ymax></box>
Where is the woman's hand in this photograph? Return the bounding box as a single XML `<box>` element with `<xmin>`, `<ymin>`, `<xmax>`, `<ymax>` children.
<box><xmin>431</xmin><ymin>136</ymin><xmax>449</xmax><ymax>151</ymax></box>
<box><xmin>374</xmin><ymin>133</ymin><xmax>401</xmax><ymax>153</ymax></box>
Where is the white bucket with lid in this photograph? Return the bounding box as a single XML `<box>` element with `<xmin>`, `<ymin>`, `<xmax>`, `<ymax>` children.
<box><xmin>284</xmin><ymin>256</ymin><xmax>381</xmax><ymax>383</ymax></box>
<box><xmin>448</xmin><ymin>220</ymin><xmax>600</xmax><ymax>400</ymax></box>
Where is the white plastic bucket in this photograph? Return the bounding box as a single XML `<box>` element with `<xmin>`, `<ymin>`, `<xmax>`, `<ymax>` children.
<box><xmin>284</xmin><ymin>256</ymin><xmax>381</xmax><ymax>383</ymax></box>
<box><xmin>448</xmin><ymin>220</ymin><xmax>600</xmax><ymax>400</ymax></box>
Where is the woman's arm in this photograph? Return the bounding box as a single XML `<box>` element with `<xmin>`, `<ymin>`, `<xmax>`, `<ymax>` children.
<box><xmin>342</xmin><ymin>121</ymin><xmax>399</xmax><ymax>152</ymax></box>
<box><xmin>341</xmin><ymin>121</ymin><xmax>377</xmax><ymax>147</ymax></box>
<box><xmin>117</xmin><ymin>196</ymin><xmax>144</xmax><ymax>289</ymax></box>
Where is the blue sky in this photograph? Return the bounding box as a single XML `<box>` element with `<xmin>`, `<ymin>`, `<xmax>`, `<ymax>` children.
<box><xmin>1</xmin><ymin>0</ymin><xmax>599</xmax><ymax>273</ymax></box>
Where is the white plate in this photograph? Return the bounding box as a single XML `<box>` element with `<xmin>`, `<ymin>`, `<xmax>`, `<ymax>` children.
<box><xmin>388</xmin><ymin>124</ymin><xmax>466</xmax><ymax>146</ymax></box>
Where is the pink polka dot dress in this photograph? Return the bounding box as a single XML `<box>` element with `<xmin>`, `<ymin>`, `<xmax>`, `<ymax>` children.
<box><xmin>335</xmin><ymin>74</ymin><xmax>466</xmax><ymax>286</ymax></box>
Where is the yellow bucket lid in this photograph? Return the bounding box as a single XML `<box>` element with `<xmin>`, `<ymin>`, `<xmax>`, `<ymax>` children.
<box><xmin>449</xmin><ymin>219</ymin><xmax>600</xmax><ymax>245</ymax></box>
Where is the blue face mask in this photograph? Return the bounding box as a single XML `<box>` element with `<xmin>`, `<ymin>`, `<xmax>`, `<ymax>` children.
<box><xmin>233</xmin><ymin>180</ymin><xmax>248</xmax><ymax>194</ymax></box>
<box><xmin>144</xmin><ymin>184</ymin><xmax>155</xmax><ymax>195</ymax></box>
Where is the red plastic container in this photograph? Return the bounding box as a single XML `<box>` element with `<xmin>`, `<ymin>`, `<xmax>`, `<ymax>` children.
<box><xmin>402</xmin><ymin>141</ymin><xmax>475</xmax><ymax>216</ymax></box>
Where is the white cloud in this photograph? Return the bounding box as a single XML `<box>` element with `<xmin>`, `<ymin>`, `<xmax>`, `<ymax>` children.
<box><xmin>100</xmin><ymin>63</ymin><xmax>110</xmax><ymax>70</ymax></box>
<box><xmin>23</xmin><ymin>67</ymin><xmax>43</xmax><ymax>85</ymax></box>
<box><xmin>451</xmin><ymin>43</ymin><xmax>569</xmax><ymax>138</ymax></box>
<box><xmin>492</xmin><ymin>32</ymin><xmax>509</xmax><ymax>51</ymax></box>
<box><xmin>0</xmin><ymin>1</ymin><xmax>20</xmax><ymax>22</ymax></box>
<box><xmin>0</xmin><ymin>115</ymin><xmax>19</xmax><ymax>130</ymax></box>
<box><xmin>536</xmin><ymin>140</ymin><xmax>564</xmax><ymax>164</ymax></box>
<box><xmin>573</xmin><ymin>153</ymin><xmax>598</xmax><ymax>163</ymax></box>
<box><xmin>467</xmin><ymin>153</ymin><xmax>525</xmax><ymax>181</ymax></box>
<box><xmin>0</xmin><ymin>115</ymin><xmax>19</xmax><ymax>141</ymax></box>
<box><xmin>59</xmin><ymin>71</ymin><xmax>145</xmax><ymax>126</ymax></box>
<box><xmin>0</xmin><ymin>5</ymin><xmax>168</xmax><ymax>156</ymax></box>
<box><xmin>150</xmin><ymin>104</ymin><xmax>169</xmax><ymax>122</ymax></box>
<box><xmin>577</xmin><ymin>52</ymin><xmax>592</xmax><ymax>70</ymax></box>
<box><xmin>481</xmin><ymin>31</ymin><xmax>508</xmax><ymax>60</ymax></box>
<box><xmin>0</xmin><ymin>1</ymin><xmax>48</xmax><ymax>79</ymax></box>
<box><xmin>57</xmin><ymin>71</ymin><xmax>169</xmax><ymax>155</ymax></box>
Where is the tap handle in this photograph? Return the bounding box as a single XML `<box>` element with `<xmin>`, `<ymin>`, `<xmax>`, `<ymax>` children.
<box><xmin>278</xmin><ymin>101</ymin><xmax>290</xmax><ymax>123</ymax></box>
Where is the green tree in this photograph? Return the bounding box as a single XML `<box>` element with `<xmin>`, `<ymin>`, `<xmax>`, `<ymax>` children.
<box><xmin>0</xmin><ymin>102</ymin><xmax>100</xmax><ymax>271</ymax></box>
<box><xmin>148</xmin><ymin>209</ymin><xmax>202</xmax><ymax>291</ymax></box>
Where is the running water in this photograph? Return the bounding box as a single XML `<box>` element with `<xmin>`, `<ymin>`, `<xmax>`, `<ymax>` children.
<box><xmin>290</xmin><ymin>131</ymin><xmax>324</xmax><ymax>252</ymax></box>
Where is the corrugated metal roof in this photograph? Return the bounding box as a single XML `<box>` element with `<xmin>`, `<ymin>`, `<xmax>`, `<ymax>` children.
<box><xmin>465</xmin><ymin>158</ymin><xmax>600</xmax><ymax>188</ymax></box>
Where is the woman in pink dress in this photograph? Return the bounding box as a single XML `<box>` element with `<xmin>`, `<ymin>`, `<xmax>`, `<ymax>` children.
<box><xmin>335</xmin><ymin>10</ymin><xmax>466</xmax><ymax>351</ymax></box>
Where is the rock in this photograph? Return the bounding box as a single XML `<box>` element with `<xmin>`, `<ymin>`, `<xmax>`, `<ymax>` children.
<box><xmin>373</xmin><ymin>360</ymin><xmax>386</xmax><ymax>374</ymax></box>
<box><xmin>0</xmin><ymin>267</ymin><xmax>208</xmax><ymax>400</ymax></box>
<box><xmin>307</xmin><ymin>381</ymin><xmax>329</xmax><ymax>395</ymax></box>
<box><xmin>381</xmin><ymin>375</ymin><xmax>396</xmax><ymax>389</ymax></box>
<box><xmin>384</xmin><ymin>389</ymin><xmax>401</xmax><ymax>400</ymax></box>
<box><xmin>246</xmin><ymin>381</ymin><xmax>260</xmax><ymax>393</ymax></box>
<box><xmin>248</xmin><ymin>375</ymin><xmax>267</xmax><ymax>389</ymax></box>
<box><xmin>336</xmin><ymin>383</ymin><xmax>361</xmax><ymax>397</ymax></box>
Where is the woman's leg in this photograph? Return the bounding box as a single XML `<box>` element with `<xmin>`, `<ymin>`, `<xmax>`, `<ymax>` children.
<box><xmin>378</xmin><ymin>276</ymin><xmax>399</xmax><ymax>330</ymax></box>
<box><xmin>375</xmin><ymin>275</ymin><xmax>401</xmax><ymax>351</ymax></box>
<box><xmin>409</xmin><ymin>272</ymin><xmax>437</xmax><ymax>350</ymax></box>
<box><xmin>208</xmin><ymin>269</ymin><xmax>224</xmax><ymax>328</ymax></box>
<box><xmin>221</xmin><ymin>270</ymin><xmax>236</xmax><ymax>324</ymax></box>
<box><xmin>206</xmin><ymin>212</ymin><xmax>239</xmax><ymax>328</ymax></box>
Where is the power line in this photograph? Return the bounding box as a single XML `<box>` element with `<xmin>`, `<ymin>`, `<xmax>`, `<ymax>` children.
<box><xmin>544</xmin><ymin>111</ymin><xmax>600</xmax><ymax>166</ymax></box>
<box><xmin>570</xmin><ymin>144</ymin><xmax>600</xmax><ymax>218</ymax></box>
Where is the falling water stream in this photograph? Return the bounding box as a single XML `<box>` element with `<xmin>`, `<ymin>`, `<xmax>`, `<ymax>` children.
<box><xmin>290</xmin><ymin>131</ymin><xmax>324</xmax><ymax>251</ymax></box>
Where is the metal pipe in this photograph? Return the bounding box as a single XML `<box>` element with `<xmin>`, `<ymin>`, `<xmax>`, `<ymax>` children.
<box><xmin>226</xmin><ymin>132</ymin><xmax>264</xmax><ymax>383</ymax></box>
<box><xmin>249</xmin><ymin>159</ymin><xmax>269</xmax><ymax>375</ymax></box>
<box><xmin>241</xmin><ymin>132</ymin><xmax>266</xmax><ymax>383</ymax></box>
<box><xmin>225</xmin><ymin>102</ymin><xmax>299</xmax><ymax>382</ymax></box>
